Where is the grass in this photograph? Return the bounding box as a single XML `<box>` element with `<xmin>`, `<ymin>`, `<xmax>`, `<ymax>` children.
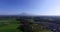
<box><xmin>0</xmin><ymin>18</ymin><xmax>22</xmax><ymax>32</ymax></box>
<box><xmin>32</xmin><ymin>24</ymin><xmax>53</xmax><ymax>32</ymax></box>
<box><xmin>0</xmin><ymin>18</ymin><xmax>53</xmax><ymax>32</ymax></box>
<box><xmin>0</xmin><ymin>24</ymin><xmax>53</xmax><ymax>32</ymax></box>
<box><xmin>0</xmin><ymin>24</ymin><xmax>21</xmax><ymax>32</ymax></box>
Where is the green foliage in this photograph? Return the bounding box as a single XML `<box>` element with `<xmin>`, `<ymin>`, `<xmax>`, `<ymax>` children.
<box><xmin>0</xmin><ymin>18</ymin><xmax>21</xmax><ymax>32</ymax></box>
<box><xmin>32</xmin><ymin>23</ymin><xmax>52</xmax><ymax>32</ymax></box>
<box><xmin>0</xmin><ymin>18</ymin><xmax>52</xmax><ymax>32</ymax></box>
<box><xmin>0</xmin><ymin>24</ymin><xmax>21</xmax><ymax>32</ymax></box>
<box><xmin>26</xmin><ymin>19</ymin><xmax>35</xmax><ymax>23</ymax></box>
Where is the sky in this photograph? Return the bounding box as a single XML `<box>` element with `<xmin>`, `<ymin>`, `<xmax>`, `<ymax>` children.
<box><xmin>0</xmin><ymin>0</ymin><xmax>60</xmax><ymax>15</ymax></box>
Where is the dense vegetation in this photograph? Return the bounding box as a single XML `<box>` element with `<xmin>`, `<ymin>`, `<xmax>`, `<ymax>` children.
<box><xmin>0</xmin><ymin>18</ymin><xmax>53</xmax><ymax>32</ymax></box>
<box><xmin>0</xmin><ymin>18</ymin><xmax>21</xmax><ymax>32</ymax></box>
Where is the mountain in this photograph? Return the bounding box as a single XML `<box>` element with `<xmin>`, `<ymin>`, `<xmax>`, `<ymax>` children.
<box><xmin>17</xmin><ymin>13</ymin><xmax>34</xmax><ymax>16</ymax></box>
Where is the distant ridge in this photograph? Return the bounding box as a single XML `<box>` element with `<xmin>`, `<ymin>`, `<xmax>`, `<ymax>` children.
<box><xmin>17</xmin><ymin>13</ymin><xmax>35</xmax><ymax>16</ymax></box>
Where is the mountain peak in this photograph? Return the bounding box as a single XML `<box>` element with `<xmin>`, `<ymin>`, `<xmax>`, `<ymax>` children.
<box><xmin>20</xmin><ymin>13</ymin><xmax>28</xmax><ymax>15</ymax></box>
<box><xmin>18</xmin><ymin>12</ymin><xmax>31</xmax><ymax>16</ymax></box>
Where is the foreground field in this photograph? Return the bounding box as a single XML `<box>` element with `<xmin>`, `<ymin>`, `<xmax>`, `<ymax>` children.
<box><xmin>0</xmin><ymin>24</ymin><xmax>21</xmax><ymax>32</ymax></box>
<box><xmin>0</xmin><ymin>18</ymin><xmax>53</xmax><ymax>32</ymax></box>
<box><xmin>0</xmin><ymin>18</ymin><xmax>21</xmax><ymax>32</ymax></box>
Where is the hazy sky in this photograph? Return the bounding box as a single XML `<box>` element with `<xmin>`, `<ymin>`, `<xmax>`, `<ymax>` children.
<box><xmin>0</xmin><ymin>0</ymin><xmax>60</xmax><ymax>15</ymax></box>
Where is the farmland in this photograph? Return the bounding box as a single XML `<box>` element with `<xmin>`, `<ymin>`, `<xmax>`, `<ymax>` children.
<box><xmin>0</xmin><ymin>17</ymin><xmax>53</xmax><ymax>32</ymax></box>
<box><xmin>0</xmin><ymin>18</ymin><xmax>21</xmax><ymax>32</ymax></box>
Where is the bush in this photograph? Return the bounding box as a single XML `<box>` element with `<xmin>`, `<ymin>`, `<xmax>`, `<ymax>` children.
<box><xmin>32</xmin><ymin>23</ymin><xmax>52</xmax><ymax>32</ymax></box>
